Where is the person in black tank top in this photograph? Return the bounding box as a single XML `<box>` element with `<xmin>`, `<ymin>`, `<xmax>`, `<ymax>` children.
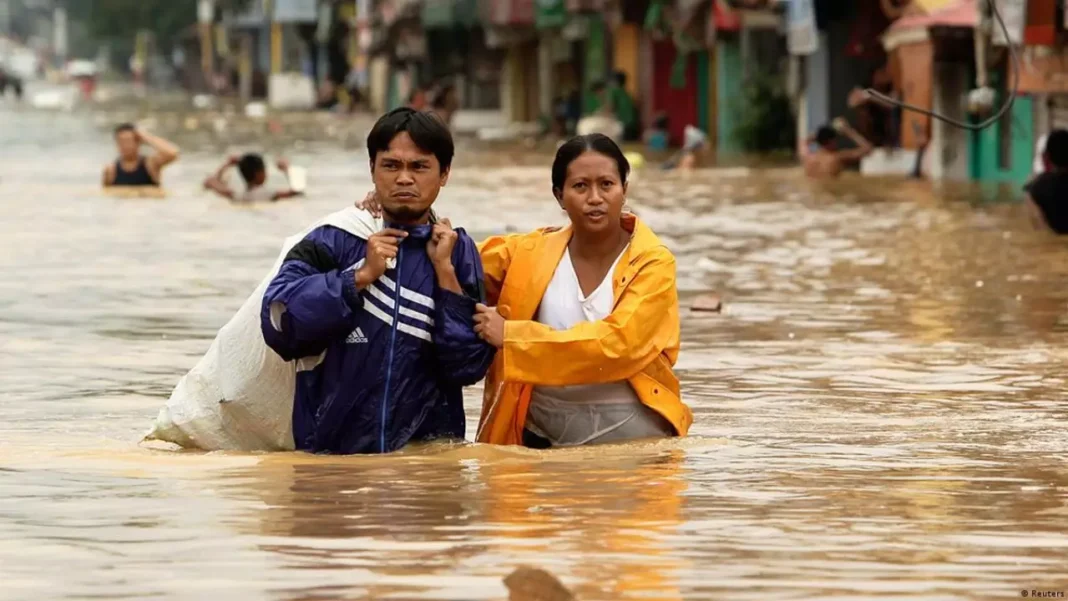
<box><xmin>103</xmin><ymin>123</ymin><xmax>180</xmax><ymax>189</ymax></box>
<box><xmin>111</xmin><ymin>157</ymin><xmax>157</xmax><ymax>187</ymax></box>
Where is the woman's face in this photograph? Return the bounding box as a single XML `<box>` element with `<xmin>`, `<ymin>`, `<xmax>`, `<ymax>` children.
<box><xmin>555</xmin><ymin>151</ymin><xmax>627</xmax><ymax>234</ymax></box>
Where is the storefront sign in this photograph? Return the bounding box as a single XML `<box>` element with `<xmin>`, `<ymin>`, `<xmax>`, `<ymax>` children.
<box><xmin>198</xmin><ymin>0</ymin><xmax>214</xmax><ymax>24</ymax></box>
<box><xmin>787</xmin><ymin>0</ymin><xmax>818</xmax><ymax>55</ymax></box>
<box><xmin>1024</xmin><ymin>0</ymin><xmax>1057</xmax><ymax>46</ymax></box>
<box><xmin>1012</xmin><ymin>50</ymin><xmax>1068</xmax><ymax>94</ymax></box>
<box><xmin>536</xmin><ymin>0</ymin><xmax>567</xmax><ymax>29</ymax></box>
<box><xmin>486</xmin><ymin>0</ymin><xmax>535</xmax><ymax>27</ymax></box>
<box><xmin>356</xmin><ymin>0</ymin><xmax>372</xmax><ymax>25</ymax></box>
<box><xmin>274</xmin><ymin>0</ymin><xmax>318</xmax><ymax>23</ymax></box>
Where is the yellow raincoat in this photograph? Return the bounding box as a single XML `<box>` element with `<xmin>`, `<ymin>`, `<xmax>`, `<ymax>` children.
<box><xmin>476</xmin><ymin>214</ymin><xmax>692</xmax><ymax>444</ymax></box>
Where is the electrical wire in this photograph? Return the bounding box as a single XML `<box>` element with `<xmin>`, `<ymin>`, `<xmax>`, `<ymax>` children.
<box><xmin>863</xmin><ymin>0</ymin><xmax>1019</xmax><ymax>131</ymax></box>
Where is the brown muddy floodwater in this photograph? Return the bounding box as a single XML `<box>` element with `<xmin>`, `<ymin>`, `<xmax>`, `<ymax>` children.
<box><xmin>1</xmin><ymin>106</ymin><xmax>1067</xmax><ymax>601</ymax></box>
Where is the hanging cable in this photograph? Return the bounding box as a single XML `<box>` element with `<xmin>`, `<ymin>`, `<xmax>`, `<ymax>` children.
<box><xmin>863</xmin><ymin>0</ymin><xmax>1019</xmax><ymax>131</ymax></box>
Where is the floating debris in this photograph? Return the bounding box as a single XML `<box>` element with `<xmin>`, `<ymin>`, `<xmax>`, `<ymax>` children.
<box><xmin>504</xmin><ymin>566</ymin><xmax>575</xmax><ymax>601</ymax></box>
<box><xmin>244</xmin><ymin>102</ymin><xmax>268</xmax><ymax>119</ymax></box>
<box><xmin>691</xmin><ymin>293</ymin><xmax>723</xmax><ymax>313</ymax></box>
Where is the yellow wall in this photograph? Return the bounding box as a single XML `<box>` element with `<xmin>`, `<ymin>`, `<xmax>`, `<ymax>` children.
<box><xmin>270</xmin><ymin>22</ymin><xmax>282</xmax><ymax>74</ymax></box>
<box><xmin>613</xmin><ymin>23</ymin><xmax>640</xmax><ymax>99</ymax></box>
<box><xmin>914</xmin><ymin>0</ymin><xmax>956</xmax><ymax>12</ymax></box>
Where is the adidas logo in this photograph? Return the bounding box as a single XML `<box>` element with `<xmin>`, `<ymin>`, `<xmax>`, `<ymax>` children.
<box><xmin>346</xmin><ymin>327</ymin><xmax>368</xmax><ymax>344</ymax></box>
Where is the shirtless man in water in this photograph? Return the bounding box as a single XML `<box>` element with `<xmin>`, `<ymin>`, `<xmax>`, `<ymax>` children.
<box><xmin>102</xmin><ymin>123</ymin><xmax>180</xmax><ymax>189</ymax></box>
<box><xmin>202</xmin><ymin>153</ymin><xmax>303</xmax><ymax>203</ymax></box>
<box><xmin>800</xmin><ymin>118</ymin><xmax>874</xmax><ymax>179</ymax></box>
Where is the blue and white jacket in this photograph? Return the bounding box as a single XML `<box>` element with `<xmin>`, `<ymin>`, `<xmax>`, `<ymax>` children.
<box><xmin>261</xmin><ymin>218</ymin><xmax>495</xmax><ymax>454</ymax></box>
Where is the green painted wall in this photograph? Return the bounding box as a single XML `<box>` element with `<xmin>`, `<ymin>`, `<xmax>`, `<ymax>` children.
<box><xmin>969</xmin><ymin>94</ymin><xmax>1034</xmax><ymax>187</ymax></box>
<box><xmin>716</xmin><ymin>38</ymin><xmax>743</xmax><ymax>156</ymax></box>
<box><xmin>583</xmin><ymin>14</ymin><xmax>607</xmax><ymax>115</ymax></box>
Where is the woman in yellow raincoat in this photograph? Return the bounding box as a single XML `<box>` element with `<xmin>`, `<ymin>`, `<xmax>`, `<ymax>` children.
<box><xmin>472</xmin><ymin>134</ymin><xmax>692</xmax><ymax>447</ymax></box>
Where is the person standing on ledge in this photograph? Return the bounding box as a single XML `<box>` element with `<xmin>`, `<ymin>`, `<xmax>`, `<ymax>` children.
<box><xmin>102</xmin><ymin>123</ymin><xmax>180</xmax><ymax>188</ymax></box>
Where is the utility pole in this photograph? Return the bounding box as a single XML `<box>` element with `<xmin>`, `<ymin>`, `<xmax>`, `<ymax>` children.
<box><xmin>198</xmin><ymin>0</ymin><xmax>214</xmax><ymax>89</ymax></box>
<box><xmin>0</xmin><ymin>0</ymin><xmax>12</xmax><ymax>37</ymax></box>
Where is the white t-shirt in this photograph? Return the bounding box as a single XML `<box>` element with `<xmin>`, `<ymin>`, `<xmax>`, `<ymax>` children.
<box><xmin>226</xmin><ymin>168</ymin><xmax>289</xmax><ymax>203</ymax></box>
<box><xmin>526</xmin><ymin>245</ymin><xmax>672</xmax><ymax>446</ymax></box>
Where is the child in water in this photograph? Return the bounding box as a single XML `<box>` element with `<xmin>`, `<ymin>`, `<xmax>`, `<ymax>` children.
<box><xmin>644</xmin><ymin>113</ymin><xmax>671</xmax><ymax>152</ymax></box>
<box><xmin>203</xmin><ymin>153</ymin><xmax>303</xmax><ymax>202</ymax></box>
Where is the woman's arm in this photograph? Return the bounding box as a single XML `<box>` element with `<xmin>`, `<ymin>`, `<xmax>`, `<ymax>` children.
<box><xmin>477</xmin><ymin>235</ymin><xmax>521</xmax><ymax>306</ymax></box>
<box><xmin>493</xmin><ymin>250</ymin><xmax>679</xmax><ymax>386</ymax></box>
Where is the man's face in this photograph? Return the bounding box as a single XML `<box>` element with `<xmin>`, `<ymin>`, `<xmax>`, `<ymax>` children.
<box><xmin>371</xmin><ymin>132</ymin><xmax>449</xmax><ymax>224</ymax></box>
<box><xmin>115</xmin><ymin>130</ymin><xmax>139</xmax><ymax>159</ymax></box>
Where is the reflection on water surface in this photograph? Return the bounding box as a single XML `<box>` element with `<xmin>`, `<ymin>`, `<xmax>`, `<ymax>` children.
<box><xmin>1</xmin><ymin>108</ymin><xmax>1067</xmax><ymax>600</ymax></box>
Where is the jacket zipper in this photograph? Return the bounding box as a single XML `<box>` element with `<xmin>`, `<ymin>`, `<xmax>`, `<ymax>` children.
<box><xmin>379</xmin><ymin>245</ymin><xmax>403</xmax><ymax>453</ymax></box>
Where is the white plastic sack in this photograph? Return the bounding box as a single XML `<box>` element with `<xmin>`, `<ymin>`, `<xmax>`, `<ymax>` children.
<box><xmin>144</xmin><ymin>207</ymin><xmax>383</xmax><ymax>451</ymax></box>
<box><xmin>683</xmin><ymin>125</ymin><xmax>709</xmax><ymax>151</ymax></box>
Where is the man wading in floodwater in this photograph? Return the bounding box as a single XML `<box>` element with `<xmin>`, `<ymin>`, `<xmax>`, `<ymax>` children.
<box><xmin>102</xmin><ymin>123</ymin><xmax>181</xmax><ymax>188</ymax></box>
<box><xmin>260</xmin><ymin>108</ymin><xmax>495</xmax><ymax>454</ymax></box>
<box><xmin>800</xmin><ymin>118</ymin><xmax>874</xmax><ymax>179</ymax></box>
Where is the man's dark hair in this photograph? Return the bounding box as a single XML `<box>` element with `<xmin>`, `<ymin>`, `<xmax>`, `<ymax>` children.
<box><xmin>816</xmin><ymin>126</ymin><xmax>837</xmax><ymax>146</ymax></box>
<box><xmin>1045</xmin><ymin>129</ymin><xmax>1068</xmax><ymax>169</ymax></box>
<box><xmin>238</xmin><ymin>153</ymin><xmax>266</xmax><ymax>183</ymax></box>
<box><xmin>367</xmin><ymin>107</ymin><xmax>454</xmax><ymax>172</ymax></box>
<box><xmin>591</xmin><ymin>80</ymin><xmax>607</xmax><ymax>93</ymax></box>
<box><xmin>114</xmin><ymin>122</ymin><xmax>136</xmax><ymax>136</ymax></box>
<box><xmin>613</xmin><ymin>71</ymin><xmax>627</xmax><ymax>87</ymax></box>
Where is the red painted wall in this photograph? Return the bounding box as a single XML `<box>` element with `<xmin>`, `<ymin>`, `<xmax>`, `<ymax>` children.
<box><xmin>651</xmin><ymin>39</ymin><xmax>699</xmax><ymax>147</ymax></box>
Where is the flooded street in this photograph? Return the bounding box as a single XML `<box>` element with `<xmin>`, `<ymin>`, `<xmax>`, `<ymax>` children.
<box><xmin>2</xmin><ymin>106</ymin><xmax>1067</xmax><ymax>600</ymax></box>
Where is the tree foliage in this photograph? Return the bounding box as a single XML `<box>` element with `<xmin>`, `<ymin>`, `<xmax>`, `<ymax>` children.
<box><xmin>731</xmin><ymin>73</ymin><xmax>797</xmax><ymax>154</ymax></box>
<box><xmin>62</xmin><ymin>0</ymin><xmax>253</xmax><ymax>48</ymax></box>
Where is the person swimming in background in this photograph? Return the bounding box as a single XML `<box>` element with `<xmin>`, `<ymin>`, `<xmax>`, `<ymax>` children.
<box><xmin>102</xmin><ymin>123</ymin><xmax>180</xmax><ymax>188</ymax></box>
<box><xmin>800</xmin><ymin>118</ymin><xmax>874</xmax><ymax>179</ymax></box>
<box><xmin>202</xmin><ymin>153</ymin><xmax>303</xmax><ymax>202</ymax></box>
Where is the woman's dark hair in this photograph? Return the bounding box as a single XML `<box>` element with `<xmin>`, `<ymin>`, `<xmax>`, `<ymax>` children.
<box><xmin>551</xmin><ymin>134</ymin><xmax>630</xmax><ymax>192</ymax></box>
<box><xmin>237</xmin><ymin>153</ymin><xmax>266</xmax><ymax>183</ymax></box>
<box><xmin>367</xmin><ymin>107</ymin><xmax>454</xmax><ymax>171</ymax></box>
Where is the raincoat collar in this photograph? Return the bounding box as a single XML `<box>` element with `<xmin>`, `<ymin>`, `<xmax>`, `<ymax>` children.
<box><xmin>513</xmin><ymin>213</ymin><xmax>661</xmax><ymax>320</ymax></box>
<box><xmin>384</xmin><ymin>210</ymin><xmax>438</xmax><ymax>243</ymax></box>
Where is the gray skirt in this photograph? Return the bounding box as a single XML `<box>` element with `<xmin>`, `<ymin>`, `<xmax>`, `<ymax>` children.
<box><xmin>526</xmin><ymin>384</ymin><xmax>675</xmax><ymax>447</ymax></box>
